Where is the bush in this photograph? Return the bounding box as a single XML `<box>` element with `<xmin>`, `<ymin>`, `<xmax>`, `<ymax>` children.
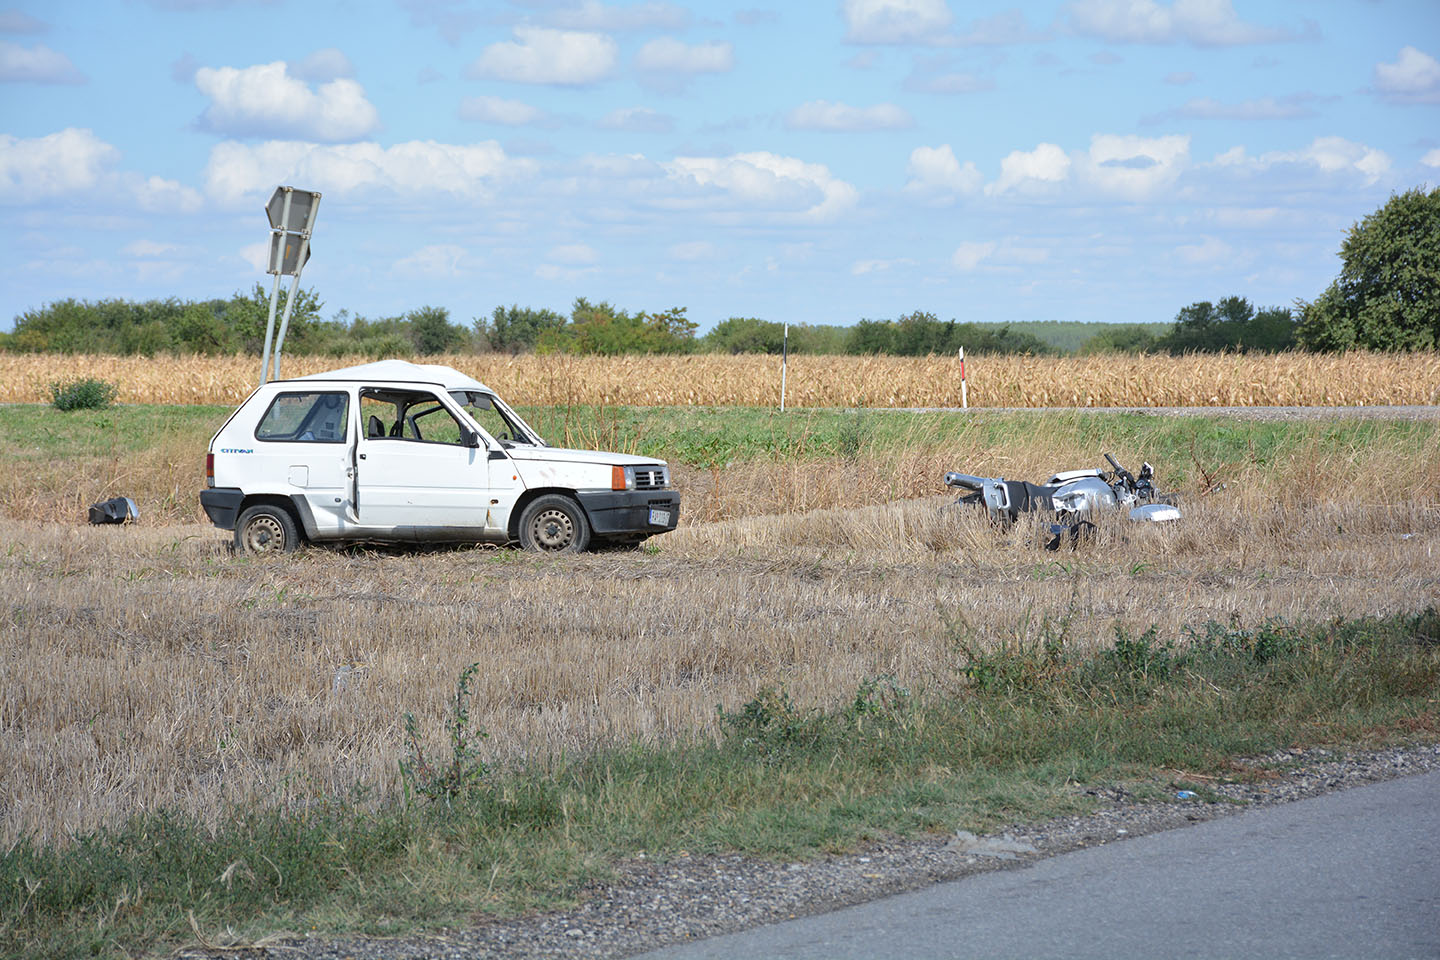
<box><xmin>49</xmin><ymin>377</ymin><xmax>118</xmax><ymax>411</ymax></box>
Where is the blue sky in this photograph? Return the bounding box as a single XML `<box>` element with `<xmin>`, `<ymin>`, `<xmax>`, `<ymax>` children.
<box><xmin>1</xmin><ymin>0</ymin><xmax>1437</xmax><ymax>334</ymax></box>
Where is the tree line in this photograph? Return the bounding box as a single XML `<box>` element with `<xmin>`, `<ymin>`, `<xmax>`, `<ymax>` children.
<box><xmin>4</xmin><ymin>187</ymin><xmax>1435</xmax><ymax>357</ymax></box>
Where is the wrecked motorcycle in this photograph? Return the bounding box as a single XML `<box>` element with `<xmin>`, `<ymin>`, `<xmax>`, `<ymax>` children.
<box><xmin>944</xmin><ymin>453</ymin><xmax>1180</xmax><ymax>550</ymax></box>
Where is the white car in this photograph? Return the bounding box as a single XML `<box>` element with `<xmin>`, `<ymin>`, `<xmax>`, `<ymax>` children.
<box><xmin>199</xmin><ymin>359</ymin><xmax>680</xmax><ymax>554</ymax></box>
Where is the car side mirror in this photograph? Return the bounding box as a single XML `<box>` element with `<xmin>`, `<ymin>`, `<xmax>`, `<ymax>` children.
<box><xmin>461</xmin><ymin>428</ymin><xmax>481</xmax><ymax>448</ymax></box>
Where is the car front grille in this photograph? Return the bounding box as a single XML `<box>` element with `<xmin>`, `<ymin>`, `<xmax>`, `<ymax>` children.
<box><xmin>633</xmin><ymin>466</ymin><xmax>669</xmax><ymax>490</ymax></box>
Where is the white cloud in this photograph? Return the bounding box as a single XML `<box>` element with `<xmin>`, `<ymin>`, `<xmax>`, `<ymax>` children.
<box><xmin>1147</xmin><ymin>94</ymin><xmax>1319</xmax><ymax>122</ymax></box>
<box><xmin>548</xmin><ymin>243</ymin><xmax>598</xmax><ymax>264</ymax></box>
<box><xmin>599</xmin><ymin>107</ymin><xmax>675</xmax><ymax>133</ymax></box>
<box><xmin>1076</xmin><ymin>133</ymin><xmax>1189</xmax><ymax>198</ymax></box>
<box><xmin>1211</xmin><ymin>145</ymin><xmax>1246</xmax><ymax>166</ymax></box>
<box><xmin>1176</xmin><ymin>235</ymin><xmax>1231</xmax><ymax>264</ymax></box>
<box><xmin>459</xmin><ymin>95</ymin><xmax>550</xmax><ymax>126</ymax></box>
<box><xmin>546</xmin><ymin>1</ymin><xmax>690</xmax><ymax>31</ymax></box>
<box><xmin>0</xmin><ymin>128</ymin><xmax>118</xmax><ymax>199</ymax></box>
<box><xmin>843</xmin><ymin>0</ymin><xmax>953</xmax><ymax>44</ymax></box>
<box><xmin>951</xmin><ymin>241</ymin><xmax>996</xmax><ymax>271</ymax></box>
<box><xmin>581</xmin><ymin>152</ymin><xmax>661</xmax><ymax>178</ymax></box>
<box><xmin>906</xmin><ymin>67</ymin><xmax>994</xmax><ymax>94</ymax></box>
<box><xmin>395</xmin><ymin>244</ymin><xmax>468</xmax><ymax>277</ymax></box>
<box><xmin>1373</xmin><ymin>46</ymin><xmax>1440</xmax><ymax>104</ymax></box>
<box><xmin>1063</xmin><ymin>0</ymin><xmax>1304</xmax><ymax>46</ymax></box>
<box><xmin>0</xmin><ymin>41</ymin><xmax>84</xmax><ymax>83</ymax></box>
<box><xmin>1209</xmin><ymin>206</ymin><xmax>1279</xmax><ymax>228</ymax></box>
<box><xmin>669</xmin><ymin>240</ymin><xmax>715</xmax><ymax>260</ymax></box>
<box><xmin>905</xmin><ymin>144</ymin><xmax>982</xmax><ymax>196</ymax></box>
<box><xmin>952</xmin><ymin>238</ymin><xmax>1049</xmax><ymax>271</ymax></box>
<box><xmin>954</xmin><ymin>10</ymin><xmax>1044</xmax><ymax>45</ymax></box>
<box><xmin>851</xmin><ymin>257</ymin><xmax>914</xmax><ymax>275</ymax></box>
<box><xmin>290</xmin><ymin>48</ymin><xmax>354</xmax><ymax>82</ymax></box>
<box><xmin>634</xmin><ymin>37</ymin><xmax>733</xmax><ymax>87</ymax></box>
<box><xmin>535</xmin><ymin>262</ymin><xmax>597</xmax><ymax>281</ymax></box>
<box><xmin>785</xmin><ymin>100</ymin><xmax>912</xmax><ymax>131</ymax></box>
<box><xmin>1205</xmin><ymin>137</ymin><xmax>1391</xmax><ymax>186</ymax></box>
<box><xmin>203</xmin><ymin>139</ymin><xmax>533</xmax><ymax>206</ymax></box>
<box><xmin>239</xmin><ymin>240</ymin><xmax>269</xmax><ymax>272</ymax></box>
<box><xmin>664</xmin><ymin>151</ymin><xmax>859</xmax><ymax>222</ymax></box>
<box><xmin>1</xmin><ymin>128</ymin><xmax>205</xmax><ymax>215</ymax></box>
<box><xmin>468</xmin><ymin>27</ymin><xmax>617</xmax><ymax>86</ymax></box>
<box><xmin>1266</xmin><ymin>136</ymin><xmax>1390</xmax><ymax>185</ymax></box>
<box><xmin>132</xmin><ymin>174</ymin><xmax>203</xmax><ymax>213</ymax></box>
<box><xmin>985</xmin><ymin>142</ymin><xmax>1070</xmax><ymax>195</ymax></box>
<box><xmin>123</xmin><ymin>240</ymin><xmax>180</xmax><ymax>257</ymax></box>
<box><xmin>194</xmin><ymin>62</ymin><xmax>380</xmax><ymax>141</ymax></box>
<box><xmin>1422</xmin><ymin>148</ymin><xmax>1440</xmax><ymax>169</ymax></box>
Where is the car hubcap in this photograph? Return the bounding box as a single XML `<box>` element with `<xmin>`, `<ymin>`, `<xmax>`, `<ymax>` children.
<box><xmin>532</xmin><ymin>509</ymin><xmax>573</xmax><ymax>550</ymax></box>
<box><xmin>244</xmin><ymin>516</ymin><xmax>284</xmax><ymax>552</ymax></box>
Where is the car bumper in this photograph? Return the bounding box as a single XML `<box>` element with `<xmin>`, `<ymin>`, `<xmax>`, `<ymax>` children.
<box><xmin>577</xmin><ymin>490</ymin><xmax>680</xmax><ymax>538</ymax></box>
<box><xmin>200</xmin><ymin>487</ymin><xmax>244</xmax><ymax>530</ymax></box>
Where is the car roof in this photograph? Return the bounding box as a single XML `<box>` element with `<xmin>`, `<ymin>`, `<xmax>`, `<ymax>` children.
<box><xmin>288</xmin><ymin>359</ymin><xmax>492</xmax><ymax>393</ymax></box>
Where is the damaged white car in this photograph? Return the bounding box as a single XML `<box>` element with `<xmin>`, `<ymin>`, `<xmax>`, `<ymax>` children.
<box><xmin>199</xmin><ymin>360</ymin><xmax>679</xmax><ymax>554</ymax></box>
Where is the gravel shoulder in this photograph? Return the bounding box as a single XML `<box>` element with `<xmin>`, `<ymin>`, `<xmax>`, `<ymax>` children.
<box><xmin>188</xmin><ymin>742</ymin><xmax>1440</xmax><ymax>960</ymax></box>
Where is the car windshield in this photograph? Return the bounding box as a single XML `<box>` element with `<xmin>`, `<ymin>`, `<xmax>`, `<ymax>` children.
<box><xmin>449</xmin><ymin>390</ymin><xmax>539</xmax><ymax>447</ymax></box>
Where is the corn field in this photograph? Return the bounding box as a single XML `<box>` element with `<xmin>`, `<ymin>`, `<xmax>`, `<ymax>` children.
<box><xmin>3</xmin><ymin>351</ymin><xmax>1437</xmax><ymax>407</ymax></box>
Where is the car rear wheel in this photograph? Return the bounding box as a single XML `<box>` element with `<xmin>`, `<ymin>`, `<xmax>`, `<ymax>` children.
<box><xmin>235</xmin><ymin>504</ymin><xmax>300</xmax><ymax>555</ymax></box>
<box><xmin>518</xmin><ymin>495</ymin><xmax>591</xmax><ymax>553</ymax></box>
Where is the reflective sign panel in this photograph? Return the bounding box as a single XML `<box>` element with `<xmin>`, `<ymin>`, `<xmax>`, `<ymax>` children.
<box><xmin>265</xmin><ymin>186</ymin><xmax>320</xmax><ymax>233</ymax></box>
<box><xmin>267</xmin><ymin>232</ymin><xmax>312</xmax><ymax>276</ymax></box>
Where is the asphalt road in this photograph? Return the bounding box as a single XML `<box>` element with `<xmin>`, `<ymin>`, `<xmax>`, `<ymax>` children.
<box><xmin>634</xmin><ymin>769</ymin><xmax>1440</xmax><ymax>960</ymax></box>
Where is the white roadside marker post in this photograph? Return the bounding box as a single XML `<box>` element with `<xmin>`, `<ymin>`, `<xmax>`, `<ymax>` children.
<box><xmin>959</xmin><ymin>346</ymin><xmax>968</xmax><ymax>409</ymax></box>
<box><xmin>780</xmin><ymin>321</ymin><xmax>789</xmax><ymax>412</ymax></box>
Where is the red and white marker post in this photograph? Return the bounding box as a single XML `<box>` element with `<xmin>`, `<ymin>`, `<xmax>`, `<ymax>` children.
<box><xmin>958</xmin><ymin>346</ymin><xmax>968</xmax><ymax>409</ymax></box>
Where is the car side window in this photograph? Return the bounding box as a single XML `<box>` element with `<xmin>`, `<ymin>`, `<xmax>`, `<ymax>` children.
<box><xmin>255</xmin><ymin>391</ymin><xmax>348</xmax><ymax>443</ymax></box>
<box><xmin>360</xmin><ymin>392</ymin><xmax>400</xmax><ymax>439</ymax></box>
<box><xmin>405</xmin><ymin>402</ymin><xmax>464</xmax><ymax>444</ymax></box>
<box><xmin>360</xmin><ymin>388</ymin><xmax>465</xmax><ymax>445</ymax></box>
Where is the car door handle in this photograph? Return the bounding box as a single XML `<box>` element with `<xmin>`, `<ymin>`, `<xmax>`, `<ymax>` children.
<box><xmin>358</xmin><ymin>453</ymin><xmax>367</xmax><ymax>460</ymax></box>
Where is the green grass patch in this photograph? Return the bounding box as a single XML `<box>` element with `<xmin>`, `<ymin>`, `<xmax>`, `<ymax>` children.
<box><xmin>5</xmin><ymin>609</ymin><xmax>1437</xmax><ymax>959</ymax></box>
<box><xmin>2</xmin><ymin>402</ymin><xmax>1435</xmax><ymax>480</ymax></box>
<box><xmin>0</xmin><ymin>404</ymin><xmax>229</xmax><ymax>462</ymax></box>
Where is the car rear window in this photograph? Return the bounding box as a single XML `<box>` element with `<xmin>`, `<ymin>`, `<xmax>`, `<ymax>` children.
<box><xmin>255</xmin><ymin>391</ymin><xmax>349</xmax><ymax>443</ymax></box>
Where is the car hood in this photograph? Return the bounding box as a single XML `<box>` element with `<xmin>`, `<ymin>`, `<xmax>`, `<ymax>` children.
<box><xmin>505</xmin><ymin>446</ymin><xmax>664</xmax><ymax>467</ymax></box>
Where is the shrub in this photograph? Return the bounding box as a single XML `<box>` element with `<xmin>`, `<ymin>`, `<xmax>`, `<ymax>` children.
<box><xmin>49</xmin><ymin>377</ymin><xmax>118</xmax><ymax>411</ymax></box>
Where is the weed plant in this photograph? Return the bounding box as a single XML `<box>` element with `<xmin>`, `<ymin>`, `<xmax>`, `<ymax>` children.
<box><xmin>47</xmin><ymin>377</ymin><xmax>117</xmax><ymax>411</ymax></box>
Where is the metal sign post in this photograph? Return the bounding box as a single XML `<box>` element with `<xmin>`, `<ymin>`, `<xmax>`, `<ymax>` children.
<box><xmin>259</xmin><ymin>186</ymin><xmax>320</xmax><ymax>385</ymax></box>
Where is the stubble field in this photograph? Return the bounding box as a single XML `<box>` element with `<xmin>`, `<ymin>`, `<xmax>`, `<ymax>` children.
<box><xmin>2</xmin><ymin>403</ymin><xmax>1437</xmax><ymax>845</ymax></box>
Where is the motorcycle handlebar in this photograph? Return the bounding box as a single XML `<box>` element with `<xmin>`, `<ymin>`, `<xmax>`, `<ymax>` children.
<box><xmin>944</xmin><ymin>472</ymin><xmax>989</xmax><ymax>491</ymax></box>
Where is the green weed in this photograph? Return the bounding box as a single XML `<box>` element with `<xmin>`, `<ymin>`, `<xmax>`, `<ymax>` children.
<box><xmin>400</xmin><ymin>662</ymin><xmax>489</xmax><ymax>803</ymax></box>
<box><xmin>47</xmin><ymin>378</ymin><xmax>118</xmax><ymax>412</ymax></box>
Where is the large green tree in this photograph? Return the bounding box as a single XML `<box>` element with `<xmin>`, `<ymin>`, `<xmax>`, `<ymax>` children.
<box><xmin>476</xmin><ymin>304</ymin><xmax>567</xmax><ymax>353</ymax></box>
<box><xmin>1296</xmin><ymin>186</ymin><xmax>1440</xmax><ymax>351</ymax></box>
<box><xmin>1155</xmin><ymin>296</ymin><xmax>1295</xmax><ymax>353</ymax></box>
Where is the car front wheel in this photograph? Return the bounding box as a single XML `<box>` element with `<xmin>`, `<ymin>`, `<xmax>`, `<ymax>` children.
<box><xmin>517</xmin><ymin>495</ymin><xmax>591</xmax><ymax>553</ymax></box>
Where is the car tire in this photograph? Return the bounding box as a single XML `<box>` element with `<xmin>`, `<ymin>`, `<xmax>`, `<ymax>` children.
<box><xmin>234</xmin><ymin>504</ymin><xmax>301</xmax><ymax>555</ymax></box>
<box><xmin>518</xmin><ymin>495</ymin><xmax>591</xmax><ymax>553</ymax></box>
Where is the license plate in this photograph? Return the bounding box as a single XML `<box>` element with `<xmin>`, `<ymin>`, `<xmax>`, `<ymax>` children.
<box><xmin>648</xmin><ymin>508</ymin><xmax>671</xmax><ymax>526</ymax></box>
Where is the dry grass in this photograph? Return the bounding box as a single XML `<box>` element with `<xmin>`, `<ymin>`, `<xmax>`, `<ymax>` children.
<box><xmin>3</xmin><ymin>445</ymin><xmax>1438</xmax><ymax>844</ymax></box>
<box><xmin>3</xmin><ymin>350</ymin><xmax>1438</xmax><ymax>407</ymax></box>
